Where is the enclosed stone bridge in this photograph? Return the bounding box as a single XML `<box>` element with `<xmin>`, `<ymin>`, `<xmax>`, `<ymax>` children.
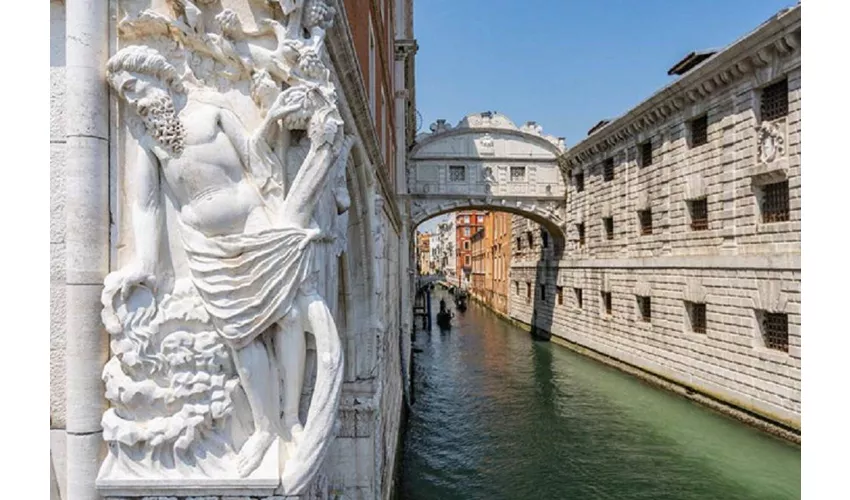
<box><xmin>406</xmin><ymin>112</ymin><xmax>569</xmax><ymax>246</ymax></box>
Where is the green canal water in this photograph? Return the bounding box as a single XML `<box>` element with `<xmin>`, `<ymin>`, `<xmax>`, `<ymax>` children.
<box><xmin>399</xmin><ymin>291</ymin><xmax>800</xmax><ymax>500</ymax></box>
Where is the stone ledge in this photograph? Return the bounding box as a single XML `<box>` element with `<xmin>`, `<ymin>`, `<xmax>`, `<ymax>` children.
<box><xmin>510</xmin><ymin>253</ymin><xmax>800</xmax><ymax>271</ymax></box>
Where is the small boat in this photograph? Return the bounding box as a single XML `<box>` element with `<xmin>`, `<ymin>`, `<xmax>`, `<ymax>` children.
<box><xmin>454</xmin><ymin>289</ymin><xmax>468</xmax><ymax>311</ymax></box>
<box><xmin>436</xmin><ymin>310</ymin><xmax>453</xmax><ymax>329</ymax></box>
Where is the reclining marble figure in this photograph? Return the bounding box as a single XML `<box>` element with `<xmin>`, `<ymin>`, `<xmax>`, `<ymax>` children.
<box><xmin>101</xmin><ymin>29</ymin><xmax>351</xmax><ymax>493</ymax></box>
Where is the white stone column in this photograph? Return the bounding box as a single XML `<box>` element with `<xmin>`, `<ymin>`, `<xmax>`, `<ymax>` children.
<box><xmin>65</xmin><ymin>1</ymin><xmax>110</xmax><ymax>499</ymax></box>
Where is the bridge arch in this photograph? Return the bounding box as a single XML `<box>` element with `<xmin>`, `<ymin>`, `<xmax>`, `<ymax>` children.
<box><xmin>406</xmin><ymin>111</ymin><xmax>568</xmax><ymax>246</ymax></box>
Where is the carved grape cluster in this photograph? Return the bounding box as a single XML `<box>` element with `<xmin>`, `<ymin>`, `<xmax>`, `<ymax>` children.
<box><xmin>298</xmin><ymin>49</ymin><xmax>325</xmax><ymax>79</ymax></box>
<box><xmin>304</xmin><ymin>0</ymin><xmax>335</xmax><ymax>30</ymax></box>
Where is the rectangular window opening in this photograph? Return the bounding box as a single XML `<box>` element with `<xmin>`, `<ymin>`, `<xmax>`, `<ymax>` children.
<box><xmin>603</xmin><ymin>217</ymin><xmax>614</xmax><ymax>240</ymax></box>
<box><xmin>638</xmin><ymin>296</ymin><xmax>651</xmax><ymax>322</ymax></box>
<box><xmin>577</xmin><ymin>223</ymin><xmax>585</xmax><ymax>246</ymax></box>
<box><xmin>602</xmin><ymin>291</ymin><xmax>612</xmax><ymax>315</ymax></box>
<box><xmin>603</xmin><ymin>158</ymin><xmax>615</xmax><ymax>182</ymax></box>
<box><xmin>449</xmin><ymin>165</ymin><xmax>466</xmax><ymax>182</ymax></box>
<box><xmin>762</xmin><ymin>180</ymin><xmax>790</xmax><ymax>223</ymax></box>
<box><xmin>639</xmin><ymin>209</ymin><xmax>653</xmax><ymax>235</ymax></box>
<box><xmin>761</xmin><ymin>78</ymin><xmax>789</xmax><ymax>122</ymax></box>
<box><xmin>762</xmin><ymin>312</ymin><xmax>789</xmax><ymax>352</ymax></box>
<box><xmin>557</xmin><ymin>286</ymin><xmax>564</xmax><ymax>305</ymax></box>
<box><xmin>575</xmin><ymin>172</ymin><xmax>585</xmax><ymax>192</ymax></box>
<box><xmin>688</xmin><ymin>302</ymin><xmax>706</xmax><ymax>333</ymax></box>
<box><xmin>690</xmin><ymin>114</ymin><xmax>708</xmax><ymax>147</ymax></box>
<box><xmin>640</xmin><ymin>140</ymin><xmax>653</xmax><ymax>167</ymax></box>
<box><xmin>510</xmin><ymin>166</ymin><xmax>526</xmax><ymax>182</ymax></box>
<box><xmin>689</xmin><ymin>198</ymin><xmax>709</xmax><ymax>231</ymax></box>
<box><xmin>574</xmin><ymin>288</ymin><xmax>583</xmax><ymax>309</ymax></box>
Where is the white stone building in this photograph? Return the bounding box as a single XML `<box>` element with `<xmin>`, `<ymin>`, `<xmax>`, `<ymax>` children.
<box><xmin>50</xmin><ymin>1</ymin><xmax>417</xmax><ymax>499</ymax></box>
<box><xmin>509</xmin><ymin>4</ymin><xmax>801</xmax><ymax>437</ymax></box>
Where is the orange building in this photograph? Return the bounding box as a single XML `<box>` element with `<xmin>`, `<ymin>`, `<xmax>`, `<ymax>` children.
<box><xmin>455</xmin><ymin>210</ymin><xmax>485</xmax><ymax>286</ymax></box>
<box><xmin>469</xmin><ymin>212</ymin><xmax>512</xmax><ymax>314</ymax></box>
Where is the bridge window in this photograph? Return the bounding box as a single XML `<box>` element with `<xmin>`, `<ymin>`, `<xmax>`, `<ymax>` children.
<box><xmin>575</xmin><ymin>172</ymin><xmax>585</xmax><ymax>192</ymax></box>
<box><xmin>761</xmin><ymin>180</ymin><xmax>790</xmax><ymax>223</ymax></box>
<box><xmin>687</xmin><ymin>302</ymin><xmax>707</xmax><ymax>333</ymax></box>
<box><xmin>761</xmin><ymin>311</ymin><xmax>789</xmax><ymax>352</ymax></box>
<box><xmin>574</xmin><ymin>288</ymin><xmax>583</xmax><ymax>309</ymax></box>
<box><xmin>603</xmin><ymin>158</ymin><xmax>615</xmax><ymax>182</ymax></box>
<box><xmin>557</xmin><ymin>286</ymin><xmax>564</xmax><ymax>305</ymax></box>
<box><xmin>510</xmin><ymin>166</ymin><xmax>526</xmax><ymax>181</ymax></box>
<box><xmin>689</xmin><ymin>198</ymin><xmax>709</xmax><ymax>231</ymax></box>
<box><xmin>603</xmin><ymin>217</ymin><xmax>614</xmax><ymax>240</ymax></box>
<box><xmin>541</xmin><ymin>231</ymin><xmax>549</xmax><ymax>248</ymax></box>
<box><xmin>760</xmin><ymin>78</ymin><xmax>789</xmax><ymax>122</ymax></box>
<box><xmin>640</xmin><ymin>139</ymin><xmax>653</xmax><ymax>167</ymax></box>
<box><xmin>638</xmin><ymin>209</ymin><xmax>653</xmax><ymax>235</ymax></box>
<box><xmin>602</xmin><ymin>291</ymin><xmax>613</xmax><ymax>315</ymax></box>
<box><xmin>637</xmin><ymin>295</ymin><xmax>651</xmax><ymax>322</ymax></box>
<box><xmin>449</xmin><ymin>165</ymin><xmax>466</xmax><ymax>182</ymax></box>
<box><xmin>689</xmin><ymin>114</ymin><xmax>708</xmax><ymax>148</ymax></box>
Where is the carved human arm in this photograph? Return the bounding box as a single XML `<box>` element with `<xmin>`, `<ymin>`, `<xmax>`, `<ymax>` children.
<box><xmin>112</xmin><ymin>142</ymin><xmax>162</xmax><ymax>299</ymax></box>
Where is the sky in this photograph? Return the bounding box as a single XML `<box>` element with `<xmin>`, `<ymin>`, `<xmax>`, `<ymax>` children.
<box><xmin>413</xmin><ymin>0</ymin><xmax>795</xmax><ymax>233</ymax></box>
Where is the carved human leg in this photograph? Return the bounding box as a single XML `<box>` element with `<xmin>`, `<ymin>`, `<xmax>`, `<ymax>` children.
<box><xmin>232</xmin><ymin>339</ymin><xmax>279</xmax><ymax>477</ymax></box>
<box><xmin>280</xmin><ymin>289</ymin><xmax>343</xmax><ymax>493</ymax></box>
<box><xmin>275</xmin><ymin>308</ymin><xmax>307</xmax><ymax>444</ymax></box>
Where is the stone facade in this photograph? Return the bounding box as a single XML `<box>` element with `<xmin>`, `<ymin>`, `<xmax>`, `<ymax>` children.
<box><xmin>508</xmin><ymin>5</ymin><xmax>801</xmax><ymax>432</ymax></box>
<box><xmin>415</xmin><ymin>232</ymin><xmax>432</xmax><ymax>274</ymax></box>
<box><xmin>49</xmin><ymin>1</ymin><xmax>416</xmax><ymax>499</ymax></box>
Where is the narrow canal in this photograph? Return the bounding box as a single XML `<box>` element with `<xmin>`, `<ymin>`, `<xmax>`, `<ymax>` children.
<box><xmin>399</xmin><ymin>290</ymin><xmax>800</xmax><ymax>500</ymax></box>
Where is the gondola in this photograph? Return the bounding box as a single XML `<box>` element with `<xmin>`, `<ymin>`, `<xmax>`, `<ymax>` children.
<box><xmin>454</xmin><ymin>289</ymin><xmax>468</xmax><ymax>311</ymax></box>
<box><xmin>436</xmin><ymin>309</ymin><xmax>453</xmax><ymax>329</ymax></box>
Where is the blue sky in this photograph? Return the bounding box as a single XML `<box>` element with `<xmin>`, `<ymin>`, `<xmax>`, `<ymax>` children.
<box><xmin>414</xmin><ymin>0</ymin><xmax>795</xmax><ymax>233</ymax></box>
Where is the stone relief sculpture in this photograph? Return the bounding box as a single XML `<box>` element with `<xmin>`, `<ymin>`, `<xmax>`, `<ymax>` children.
<box><xmin>97</xmin><ymin>1</ymin><xmax>351</xmax><ymax>495</ymax></box>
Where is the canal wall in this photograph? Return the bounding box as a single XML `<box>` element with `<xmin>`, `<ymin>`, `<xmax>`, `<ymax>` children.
<box><xmin>506</xmin><ymin>6</ymin><xmax>801</xmax><ymax>438</ymax></box>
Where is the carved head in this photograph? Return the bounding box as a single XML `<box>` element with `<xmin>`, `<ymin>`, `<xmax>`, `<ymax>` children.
<box><xmin>107</xmin><ymin>46</ymin><xmax>186</xmax><ymax>155</ymax></box>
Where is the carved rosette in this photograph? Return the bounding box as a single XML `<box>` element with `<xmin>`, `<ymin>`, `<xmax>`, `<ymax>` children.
<box><xmin>757</xmin><ymin>120</ymin><xmax>786</xmax><ymax>164</ymax></box>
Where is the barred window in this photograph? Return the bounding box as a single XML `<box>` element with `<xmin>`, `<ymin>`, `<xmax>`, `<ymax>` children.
<box><xmin>760</xmin><ymin>78</ymin><xmax>789</xmax><ymax>122</ymax></box>
<box><xmin>762</xmin><ymin>181</ymin><xmax>790</xmax><ymax>223</ymax></box>
<box><xmin>449</xmin><ymin>165</ymin><xmax>466</xmax><ymax>181</ymax></box>
<box><xmin>575</xmin><ymin>172</ymin><xmax>585</xmax><ymax>192</ymax></box>
<box><xmin>762</xmin><ymin>312</ymin><xmax>789</xmax><ymax>352</ymax></box>
<box><xmin>602</xmin><ymin>291</ymin><xmax>613</xmax><ymax>315</ymax></box>
<box><xmin>510</xmin><ymin>166</ymin><xmax>526</xmax><ymax>182</ymax></box>
<box><xmin>638</xmin><ymin>296</ymin><xmax>651</xmax><ymax>322</ymax></box>
<box><xmin>603</xmin><ymin>217</ymin><xmax>614</xmax><ymax>240</ymax></box>
<box><xmin>689</xmin><ymin>198</ymin><xmax>709</xmax><ymax>230</ymax></box>
<box><xmin>640</xmin><ymin>140</ymin><xmax>653</xmax><ymax>167</ymax></box>
<box><xmin>639</xmin><ymin>209</ymin><xmax>653</xmax><ymax>235</ymax></box>
<box><xmin>688</xmin><ymin>302</ymin><xmax>706</xmax><ymax>333</ymax></box>
<box><xmin>557</xmin><ymin>286</ymin><xmax>564</xmax><ymax>305</ymax></box>
<box><xmin>575</xmin><ymin>288</ymin><xmax>583</xmax><ymax>309</ymax></box>
<box><xmin>577</xmin><ymin>223</ymin><xmax>586</xmax><ymax>246</ymax></box>
<box><xmin>690</xmin><ymin>115</ymin><xmax>708</xmax><ymax>147</ymax></box>
<box><xmin>603</xmin><ymin>158</ymin><xmax>615</xmax><ymax>181</ymax></box>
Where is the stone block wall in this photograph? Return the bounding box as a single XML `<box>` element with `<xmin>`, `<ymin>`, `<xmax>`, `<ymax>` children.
<box><xmin>508</xmin><ymin>8</ymin><xmax>801</xmax><ymax>431</ymax></box>
<box><xmin>50</xmin><ymin>1</ymin><xmax>68</xmax><ymax>499</ymax></box>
